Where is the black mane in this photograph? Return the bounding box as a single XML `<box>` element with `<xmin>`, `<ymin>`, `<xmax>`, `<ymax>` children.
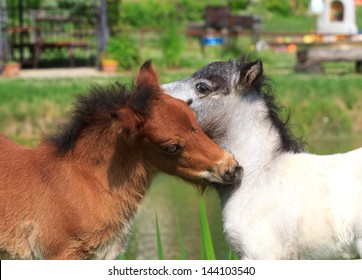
<box><xmin>238</xmin><ymin>57</ymin><xmax>305</xmax><ymax>153</ymax></box>
<box><xmin>46</xmin><ymin>81</ymin><xmax>158</xmax><ymax>154</ymax></box>
<box><xmin>263</xmin><ymin>87</ymin><xmax>305</xmax><ymax>153</ymax></box>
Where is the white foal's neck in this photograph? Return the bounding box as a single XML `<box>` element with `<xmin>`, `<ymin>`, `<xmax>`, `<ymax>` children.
<box><xmin>216</xmin><ymin>96</ymin><xmax>286</xmax><ymax>200</ymax></box>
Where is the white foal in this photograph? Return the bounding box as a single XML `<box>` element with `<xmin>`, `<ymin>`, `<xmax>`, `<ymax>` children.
<box><xmin>162</xmin><ymin>57</ymin><xmax>362</xmax><ymax>259</ymax></box>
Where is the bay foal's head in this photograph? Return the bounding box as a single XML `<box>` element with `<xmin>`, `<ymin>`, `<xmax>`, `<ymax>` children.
<box><xmin>48</xmin><ymin>61</ymin><xmax>241</xmax><ymax>187</ymax></box>
<box><xmin>115</xmin><ymin>61</ymin><xmax>242</xmax><ymax>187</ymax></box>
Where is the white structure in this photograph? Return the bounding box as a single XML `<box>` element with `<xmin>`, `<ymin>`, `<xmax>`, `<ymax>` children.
<box><xmin>317</xmin><ymin>0</ymin><xmax>358</xmax><ymax>34</ymax></box>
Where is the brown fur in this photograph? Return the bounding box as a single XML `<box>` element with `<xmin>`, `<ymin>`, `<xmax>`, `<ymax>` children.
<box><xmin>0</xmin><ymin>61</ymin><xmax>239</xmax><ymax>259</ymax></box>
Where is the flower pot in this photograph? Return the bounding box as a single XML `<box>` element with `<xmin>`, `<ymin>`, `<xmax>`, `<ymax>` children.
<box><xmin>3</xmin><ymin>62</ymin><xmax>21</xmax><ymax>77</ymax></box>
<box><xmin>101</xmin><ymin>60</ymin><xmax>119</xmax><ymax>73</ymax></box>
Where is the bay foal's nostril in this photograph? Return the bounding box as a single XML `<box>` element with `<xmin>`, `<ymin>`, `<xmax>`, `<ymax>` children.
<box><xmin>222</xmin><ymin>165</ymin><xmax>243</xmax><ymax>184</ymax></box>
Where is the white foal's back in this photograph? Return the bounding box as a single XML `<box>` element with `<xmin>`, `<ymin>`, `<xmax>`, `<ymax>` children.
<box><xmin>223</xmin><ymin>147</ymin><xmax>362</xmax><ymax>259</ymax></box>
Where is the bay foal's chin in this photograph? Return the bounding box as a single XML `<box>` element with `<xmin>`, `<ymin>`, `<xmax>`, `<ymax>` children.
<box><xmin>0</xmin><ymin>61</ymin><xmax>241</xmax><ymax>260</ymax></box>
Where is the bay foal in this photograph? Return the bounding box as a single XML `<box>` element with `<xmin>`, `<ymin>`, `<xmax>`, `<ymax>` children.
<box><xmin>0</xmin><ymin>61</ymin><xmax>241</xmax><ymax>259</ymax></box>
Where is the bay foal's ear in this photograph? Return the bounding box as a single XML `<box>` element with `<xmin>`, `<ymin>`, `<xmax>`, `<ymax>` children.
<box><xmin>112</xmin><ymin>60</ymin><xmax>160</xmax><ymax>141</ymax></box>
<box><xmin>130</xmin><ymin>60</ymin><xmax>161</xmax><ymax>114</ymax></box>
<box><xmin>238</xmin><ymin>59</ymin><xmax>263</xmax><ymax>89</ymax></box>
<box><xmin>136</xmin><ymin>60</ymin><xmax>159</xmax><ymax>89</ymax></box>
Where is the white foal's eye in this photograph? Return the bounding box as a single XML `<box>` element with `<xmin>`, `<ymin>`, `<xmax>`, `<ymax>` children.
<box><xmin>195</xmin><ymin>82</ymin><xmax>211</xmax><ymax>95</ymax></box>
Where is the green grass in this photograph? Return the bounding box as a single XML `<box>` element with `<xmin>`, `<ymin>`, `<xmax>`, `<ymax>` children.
<box><xmin>155</xmin><ymin>214</ymin><xmax>164</xmax><ymax>260</ymax></box>
<box><xmin>199</xmin><ymin>197</ymin><xmax>216</xmax><ymax>260</ymax></box>
<box><xmin>270</xmin><ymin>73</ymin><xmax>361</xmax><ymax>138</ymax></box>
<box><xmin>262</xmin><ymin>14</ymin><xmax>317</xmax><ymax>33</ymax></box>
<box><xmin>176</xmin><ymin>220</ymin><xmax>187</xmax><ymax>260</ymax></box>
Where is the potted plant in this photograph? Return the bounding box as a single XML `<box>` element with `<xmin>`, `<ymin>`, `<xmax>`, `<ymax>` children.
<box><xmin>2</xmin><ymin>42</ymin><xmax>21</xmax><ymax>77</ymax></box>
<box><xmin>2</xmin><ymin>61</ymin><xmax>21</xmax><ymax>77</ymax></box>
<box><xmin>101</xmin><ymin>56</ymin><xmax>119</xmax><ymax>73</ymax></box>
<box><xmin>100</xmin><ymin>36</ymin><xmax>140</xmax><ymax>73</ymax></box>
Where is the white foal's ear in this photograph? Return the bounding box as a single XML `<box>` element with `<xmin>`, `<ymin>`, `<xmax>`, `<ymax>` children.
<box><xmin>238</xmin><ymin>59</ymin><xmax>263</xmax><ymax>90</ymax></box>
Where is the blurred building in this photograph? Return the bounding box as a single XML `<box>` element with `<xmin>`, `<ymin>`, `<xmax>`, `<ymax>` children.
<box><xmin>316</xmin><ymin>0</ymin><xmax>358</xmax><ymax>34</ymax></box>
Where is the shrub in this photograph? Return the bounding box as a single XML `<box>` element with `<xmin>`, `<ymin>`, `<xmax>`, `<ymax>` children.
<box><xmin>227</xmin><ymin>0</ymin><xmax>251</xmax><ymax>11</ymax></box>
<box><xmin>120</xmin><ymin>0</ymin><xmax>222</xmax><ymax>28</ymax></box>
<box><xmin>107</xmin><ymin>0</ymin><xmax>122</xmax><ymax>35</ymax></box>
<box><xmin>159</xmin><ymin>24</ymin><xmax>186</xmax><ymax>67</ymax></box>
<box><xmin>121</xmin><ymin>1</ymin><xmax>180</xmax><ymax>28</ymax></box>
<box><xmin>105</xmin><ymin>35</ymin><xmax>140</xmax><ymax>70</ymax></box>
<box><xmin>262</xmin><ymin>0</ymin><xmax>292</xmax><ymax>16</ymax></box>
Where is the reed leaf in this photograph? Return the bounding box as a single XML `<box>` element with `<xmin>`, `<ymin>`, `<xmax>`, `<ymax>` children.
<box><xmin>199</xmin><ymin>197</ymin><xmax>216</xmax><ymax>260</ymax></box>
<box><xmin>176</xmin><ymin>219</ymin><xmax>187</xmax><ymax>260</ymax></box>
<box><xmin>155</xmin><ymin>214</ymin><xmax>164</xmax><ymax>260</ymax></box>
<box><xmin>227</xmin><ymin>248</ymin><xmax>239</xmax><ymax>260</ymax></box>
<box><xmin>200</xmin><ymin>226</ymin><xmax>206</xmax><ymax>260</ymax></box>
<box><xmin>118</xmin><ymin>252</ymin><xmax>127</xmax><ymax>260</ymax></box>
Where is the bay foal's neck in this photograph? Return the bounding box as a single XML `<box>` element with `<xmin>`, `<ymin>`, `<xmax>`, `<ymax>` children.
<box><xmin>41</xmin><ymin>127</ymin><xmax>154</xmax><ymax>259</ymax></box>
<box><xmin>60</xmin><ymin>129</ymin><xmax>153</xmax><ymax>205</ymax></box>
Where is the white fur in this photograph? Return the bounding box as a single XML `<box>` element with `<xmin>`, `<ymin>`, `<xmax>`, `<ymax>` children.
<box><xmin>162</xmin><ymin>64</ymin><xmax>362</xmax><ymax>259</ymax></box>
<box><xmin>224</xmin><ymin>149</ymin><xmax>362</xmax><ymax>259</ymax></box>
<box><xmin>93</xmin><ymin>219</ymin><xmax>134</xmax><ymax>260</ymax></box>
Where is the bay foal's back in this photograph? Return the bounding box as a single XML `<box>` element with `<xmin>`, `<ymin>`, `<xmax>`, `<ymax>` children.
<box><xmin>0</xmin><ymin>61</ymin><xmax>241</xmax><ymax>260</ymax></box>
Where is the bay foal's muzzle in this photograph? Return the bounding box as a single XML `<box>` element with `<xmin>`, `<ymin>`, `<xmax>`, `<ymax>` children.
<box><xmin>204</xmin><ymin>154</ymin><xmax>243</xmax><ymax>187</ymax></box>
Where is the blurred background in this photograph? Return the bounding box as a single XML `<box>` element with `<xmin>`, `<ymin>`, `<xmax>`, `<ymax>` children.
<box><xmin>0</xmin><ymin>0</ymin><xmax>362</xmax><ymax>259</ymax></box>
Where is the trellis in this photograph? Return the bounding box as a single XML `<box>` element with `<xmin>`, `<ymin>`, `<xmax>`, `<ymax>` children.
<box><xmin>0</xmin><ymin>0</ymin><xmax>109</xmax><ymax>69</ymax></box>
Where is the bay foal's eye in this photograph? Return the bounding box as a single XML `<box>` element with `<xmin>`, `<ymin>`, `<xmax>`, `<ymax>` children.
<box><xmin>195</xmin><ymin>82</ymin><xmax>211</xmax><ymax>95</ymax></box>
<box><xmin>163</xmin><ymin>144</ymin><xmax>182</xmax><ymax>155</ymax></box>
